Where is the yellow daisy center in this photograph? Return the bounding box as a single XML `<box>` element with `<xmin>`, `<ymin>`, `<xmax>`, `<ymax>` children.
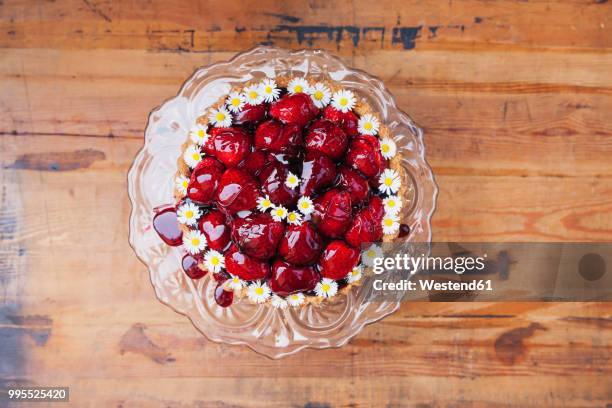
<box><xmin>351</xmin><ymin>269</ymin><xmax>359</xmax><ymax>276</ymax></box>
<box><xmin>276</xmin><ymin>209</ymin><xmax>284</xmax><ymax>216</ymax></box>
<box><xmin>294</xmin><ymin>85</ymin><xmax>303</xmax><ymax>93</ymax></box>
<box><xmin>191</xmin><ymin>238</ymin><xmax>200</xmax><ymax>246</ymax></box>
<box><xmin>301</xmin><ymin>202</ymin><xmax>310</xmax><ymax>209</ymax></box>
<box><xmin>216</xmin><ymin>112</ymin><xmax>225</xmax><ymax>121</ymax></box>
<box><xmin>322</xmin><ymin>283</ymin><xmax>330</xmax><ymax>292</ymax></box>
<box><xmin>192</xmin><ymin>152</ymin><xmax>200</xmax><ymax>161</ymax></box>
<box><xmin>384</xmin><ymin>178</ymin><xmax>393</xmax><ymax>186</ymax></box>
<box><xmin>249</xmin><ymin>90</ymin><xmax>258</xmax><ymax>99</ymax></box>
<box><xmin>265</xmin><ymin>86</ymin><xmax>272</xmax><ymax>93</ymax></box>
<box><xmin>340</xmin><ymin>97</ymin><xmax>348</xmax><ymax>106</ymax></box>
<box><xmin>211</xmin><ymin>257</ymin><xmax>220</xmax><ymax>266</ymax></box>
<box><xmin>231</xmin><ymin>98</ymin><xmax>240</xmax><ymax>106</ymax></box>
<box><xmin>367</xmin><ymin>249</ymin><xmax>376</xmax><ymax>257</ymax></box>
<box><xmin>185</xmin><ymin>210</ymin><xmax>194</xmax><ymax>218</ymax></box>
<box><xmin>181</xmin><ymin>180</ymin><xmax>189</xmax><ymax>188</ymax></box>
<box><xmin>197</xmin><ymin>129</ymin><xmax>206</xmax><ymax>138</ymax></box>
<box><xmin>364</xmin><ymin>122</ymin><xmax>373</xmax><ymax>130</ymax></box>
<box><xmin>388</xmin><ymin>200</ymin><xmax>396</xmax><ymax>207</ymax></box>
<box><xmin>291</xmin><ymin>295</ymin><xmax>299</xmax><ymax>300</ymax></box>
<box><xmin>384</xmin><ymin>219</ymin><xmax>393</xmax><ymax>227</ymax></box>
<box><xmin>255</xmin><ymin>287</ymin><xmax>264</xmax><ymax>296</ymax></box>
<box><xmin>263</xmin><ymin>199</ymin><xmax>271</xmax><ymax>207</ymax></box>
<box><xmin>289</xmin><ymin>176</ymin><xmax>297</xmax><ymax>183</ymax></box>
<box><xmin>314</xmin><ymin>90</ymin><xmax>323</xmax><ymax>100</ymax></box>
<box><xmin>288</xmin><ymin>213</ymin><xmax>297</xmax><ymax>222</ymax></box>
<box><xmin>382</xmin><ymin>144</ymin><xmax>390</xmax><ymax>153</ymax></box>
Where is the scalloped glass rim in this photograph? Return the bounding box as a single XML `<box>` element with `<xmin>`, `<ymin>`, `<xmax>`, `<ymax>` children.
<box><xmin>127</xmin><ymin>46</ymin><xmax>438</xmax><ymax>358</ymax></box>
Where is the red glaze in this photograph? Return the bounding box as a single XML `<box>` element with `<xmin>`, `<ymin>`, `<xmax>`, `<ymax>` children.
<box><xmin>345</xmin><ymin>196</ymin><xmax>384</xmax><ymax>247</ymax></box>
<box><xmin>213</xmin><ymin>271</ymin><xmax>230</xmax><ymax>283</ymax></box>
<box><xmin>278</xmin><ymin>222</ymin><xmax>323</xmax><ymax>266</ymax></box>
<box><xmin>238</xmin><ymin>150</ymin><xmax>269</xmax><ymax>177</ymax></box>
<box><xmin>312</xmin><ymin>189</ymin><xmax>352</xmax><ymax>238</ymax></box>
<box><xmin>198</xmin><ymin>210</ymin><xmax>231</xmax><ymax>251</ymax></box>
<box><xmin>182</xmin><ymin>254</ymin><xmax>206</xmax><ymax>279</ymax></box>
<box><xmin>215</xmin><ymin>168</ymin><xmax>259</xmax><ymax>213</ymax></box>
<box><xmin>299</xmin><ymin>152</ymin><xmax>337</xmax><ymax>196</ymax></box>
<box><xmin>305</xmin><ymin>119</ymin><xmax>348</xmax><ymax>161</ymax></box>
<box><xmin>224</xmin><ymin>244</ymin><xmax>270</xmax><ymax>280</ymax></box>
<box><xmin>323</xmin><ymin>106</ymin><xmax>359</xmax><ymax>137</ymax></box>
<box><xmin>336</xmin><ymin>166</ymin><xmax>369</xmax><ymax>204</ymax></box>
<box><xmin>231</xmin><ymin>213</ymin><xmax>285</xmax><ymax>261</ymax></box>
<box><xmin>233</xmin><ymin>103</ymin><xmax>267</xmax><ymax>125</ymax></box>
<box><xmin>318</xmin><ymin>240</ymin><xmax>360</xmax><ymax>280</ymax></box>
<box><xmin>214</xmin><ymin>283</ymin><xmax>234</xmax><ymax>307</ymax></box>
<box><xmin>255</xmin><ymin>120</ymin><xmax>302</xmax><ymax>156</ymax></box>
<box><xmin>269</xmin><ymin>93</ymin><xmax>319</xmax><ymax>126</ymax></box>
<box><xmin>152</xmin><ymin>207</ymin><xmax>183</xmax><ymax>246</ymax></box>
<box><xmin>187</xmin><ymin>157</ymin><xmax>225</xmax><ymax>204</ymax></box>
<box><xmin>345</xmin><ymin>134</ymin><xmax>386</xmax><ymax>179</ymax></box>
<box><xmin>269</xmin><ymin>259</ymin><xmax>320</xmax><ymax>296</ymax></box>
<box><xmin>258</xmin><ymin>159</ymin><xmax>299</xmax><ymax>207</ymax></box>
<box><xmin>206</xmin><ymin>127</ymin><xmax>251</xmax><ymax>167</ymax></box>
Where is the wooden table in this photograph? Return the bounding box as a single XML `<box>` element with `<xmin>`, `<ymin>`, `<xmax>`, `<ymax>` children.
<box><xmin>1</xmin><ymin>1</ymin><xmax>611</xmax><ymax>406</ymax></box>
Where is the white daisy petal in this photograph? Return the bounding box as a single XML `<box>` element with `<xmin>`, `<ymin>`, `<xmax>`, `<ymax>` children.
<box><xmin>260</xmin><ymin>78</ymin><xmax>280</xmax><ymax>102</ymax></box>
<box><xmin>271</xmin><ymin>205</ymin><xmax>288</xmax><ymax>222</ymax></box>
<box><xmin>309</xmin><ymin>82</ymin><xmax>332</xmax><ymax>108</ymax></box>
<box><xmin>314</xmin><ymin>278</ymin><xmax>339</xmax><ymax>298</ymax></box>
<box><xmin>358</xmin><ymin>113</ymin><xmax>380</xmax><ymax>135</ymax></box>
<box><xmin>382</xmin><ymin>213</ymin><xmax>400</xmax><ymax>235</ymax></box>
<box><xmin>287</xmin><ymin>77</ymin><xmax>311</xmax><ymax>95</ymax></box>
<box><xmin>286</xmin><ymin>211</ymin><xmax>303</xmax><ymax>226</ymax></box>
<box><xmin>380</xmin><ymin>137</ymin><xmax>397</xmax><ymax>159</ymax></box>
<box><xmin>286</xmin><ymin>292</ymin><xmax>305</xmax><ymax>307</ymax></box>
<box><xmin>383</xmin><ymin>195</ymin><xmax>403</xmax><ymax>215</ymax></box>
<box><xmin>226</xmin><ymin>91</ymin><xmax>246</xmax><ymax>113</ymax></box>
<box><xmin>243</xmin><ymin>84</ymin><xmax>264</xmax><ymax>105</ymax></box>
<box><xmin>227</xmin><ymin>275</ymin><xmax>246</xmax><ymax>291</ymax></box>
<box><xmin>183</xmin><ymin>230</ymin><xmax>207</xmax><ymax>255</ymax></box>
<box><xmin>297</xmin><ymin>196</ymin><xmax>314</xmax><ymax>216</ymax></box>
<box><xmin>176</xmin><ymin>202</ymin><xmax>201</xmax><ymax>226</ymax></box>
<box><xmin>175</xmin><ymin>175</ymin><xmax>189</xmax><ymax>196</ymax></box>
<box><xmin>347</xmin><ymin>265</ymin><xmax>363</xmax><ymax>283</ymax></box>
<box><xmin>257</xmin><ymin>195</ymin><xmax>273</xmax><ymax>212</ymax></box>
<box><xmin>331</xmin><ymin>89</ymin><xmax>356</xmax><ymax>113</ymax></box>
<box><xmin>208</xmin><ymin>107</ymin><xmax>232</xmax><ymax>128</ymax></box>
<box><xmin>362</xmin><ymin>244</ymin><xmax>383</xmax><ymax>267</ymax></box>
<box><xmin>204</xmin><ymin>249</ymin><xmax>225</xmax><ymax>273</ymax></box>
<box><xmin>285</xmin><ymin>172</ymin><xmax>300</xmax><ymax>189</ymax></box>
<box><xmin>247</xmin><ymin>281</ymin><xmax>271</xmax><ymax>304</ymax></box>
<box><xmin>378</xmin><ymin>168</ymin><xmax>401</xmax><ymax>195</ymax></box>
<box><xmin>271</xmin><ymin>295</ymin><xmax>288</xmax><ymax>309</ymax></box>
<box><xmin>183</xmin><ymin>145</ymin><xmax>203</xmax><ymax>168</ymax></box>
<box><xmin>189</xmin><ymin>124</ymin><xmax>209</xmax><ymax>145</ymax></box>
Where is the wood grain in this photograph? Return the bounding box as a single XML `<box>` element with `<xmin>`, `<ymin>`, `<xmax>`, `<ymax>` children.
<box><xmin>1</xmin><ymin>0</ymin><xmax>611</xmax><ymax>406</ymax></box>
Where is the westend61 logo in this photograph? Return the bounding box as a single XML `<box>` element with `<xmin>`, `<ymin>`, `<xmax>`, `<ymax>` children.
<box><xmin>372</xmin><ymin>253</ymin><xmax>488</xmax><ymax>275</ymax></box>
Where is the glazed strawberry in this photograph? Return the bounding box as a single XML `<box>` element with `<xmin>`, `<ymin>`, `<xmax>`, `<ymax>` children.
<box><xmin>238</xmin><ymin>150</ymin><xmax>268</xmax><ymax>177</ymax></box>
<box><xmin>345</xmin><ymin>134</ymin><xmax>386</xmax><ymax>179</ymax></box>
<box><xmin>278</xmin><ymin>222</ymin><xmax>323</xmax><ymax>266</ymax></box>
<box><xmin>312</xmin><ymin>189</ymin><xmax>352</xmax><ymax>238</ymax></box>
<box><xmin>255</xmin><ymin>120</ymin><xmax>302</xmax><ymax>156</ymax></box>
<box><xmin>299</xmin><ymin>152</ymin><xmax>337</xmax><ymax>196</ymax></box>
<box><xmin>187</xmin><ymin>157</ymin><xmax>225</xmax><ymax>204</ymax></box>
<box><xmin>269</xmin><ymin>93</ymin><xmax>319</xmax><ymax>126</ymax></box>
<box><xmin>305</xmin><ymin>119</ymin><xmax>348</xmax><ymax>161</ymax></box>
<box><xmin>206</xmin><ymin>127</ymin><xmax>251</xmax><ymax>167</ymax></box>
<box><xmin>224</xmin><ymin>244</ymin><xmax>270</xmax><ymax>280</ymax></box>
<box><xmin>233</xmin><ymin>103</ymin><xmax>267</xmax><ymax>125</ymax></box>
<box><xmin>336</xmin><ymin>166</ymin><xmax>369</xmax><ymax>204</ymax></box>
<box><xmin>231</xmin><ymin>213</ymin><xmax>285</xmax><ymax>260</ymax></box>
<box><xmin>268</xmin><ymin>259</ymin><xmax>320</xmax><ymax>296</ymax></box>
<box><xmin>182</xmin><ymin>254</ymin><xmax>206</xmax><ymax>279</ymax></box>
<box><xmin>345</xmin><ymin>196</ymin><xmax>384</xmax><ymax>247</ymax></box>
<box><xmin>318</xmin><ymin>240</ymin><xmax>360</xmax><ymax>280</ymax></box>
<box><xmin>152</xmin><ymin>207</ymin><xmax>183</xmax><ymax>246</ymax></box>
<box><xmin>214</xmin><ymin>283</ymin><xmax>233</xmax><ymax>307</ymax></box>
<box><xmin>215</xmin><ymin>168</ymin><xmax>259</xmax><ymax>213</ymax></box>
<box><xmin>259</xmin><ymin>158</ymin><xmax>299</xmax><ymax>207</ymax></box>
<box><xmin>198</xmin><ymin>210</ymin><xmax>231</xmax><ymax>251</ymax></box>
<box><xmin>323</xmin><ymin>106</ymin><xmax>359</xmax><ymax>136</ymax></box>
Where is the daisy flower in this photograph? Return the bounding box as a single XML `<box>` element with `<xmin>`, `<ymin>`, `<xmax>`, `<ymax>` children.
<box><xmin>297</xmin><ymin>196</ymin><xmax>314</xmax><ymax>216</ymax></box>
<box><xmin>346</xmin><ymin>265</ymin><xmax>363</xmax><ymax>283</ymax></box>
<box><xmin>286</xmin><ymin>292</ymin><xmax>305</xmax><ymax>307</ymax></box>
<box><xmin>175</xmin><ymin>175</ymin><xmax>189</xmax><ymax>195</ymax></box>
<box><xmin>243</xmin><ymin>84</ymin><xmax>264</xmax><ymax>105</ymax></box>
<box><xmin>227</xmin><ymin>275</ymin><xmax>246</xmax><ymax>291</ymax></box>
<box><xmin>208</xmin><ymin>107</ymin><xmax>232</xmax><ymax>128</ymax></box>
<box><xmin>189</xmin><ymin>124</ymin><xmax>209</xmax><ymax>145</ymax></box>
<box><xmin>183</xmin><ymin>230</ymin><xmax>207</xmax><ymax>255</ymax></box>
<box><xmin>260</xmin><ymin>78</ymin><xmax>280</xmax><ymax>102</ymax></box>
<box><xmin>362</xmin><ymin>244</ymin><xmax>383</xmax><ymax>267</ymax></box>
<box><xmin>383</xmin><ymin>195</ymin><xmax>403</xmax><ymax>215</ymax></box>
<box><xmin>271</xmin><ymin>205</ymin><xmax>288</xmax><ymax>222</ymax></box>
<box><xmin>287</xmin><ymin>77</ymin><xmax>310</xmax><ymax>94</ymax></box>
<box><xmin>257</xmin><ymin>195</ymin><xmax>273</xmax><ymax>212</ymax></box>
<box><xmin>183</xmin><ymin>145</ymin><xmax>203</xmax><ymax>168</ymax></box>
<box><xmin>284</xmin><ymin>172</ymin><xmax>300</xmax><ymax>189</ymax></box>
<box><xmin>358</xmin><ymin>113</ymin><xmax>380</xmax><ymax>135</ymax></box>
<box><xmin>247</xmin><ymin>281</ymin><xmax>271</xmax><ymax>304</ymax></box>
<box><xmin>286</xmin><ymin>211</ymin><xmax>303</xmax><ymax>226</ymax></box>
<box><xmin>331</xmin><ymin>89</ymin><xmax>356</xmax><ymax>113</ymax></box>
<box><xmin>380</xmin><ymin>137</ymin><xmax>397</xmax><ymax>159</ymax></box>
<box><xmin>226</xmin><ymin>91</ymin><xmax>246</xmax><ymax>113</ymax></box>
<box><xmin>176</xmin><ymin>202</ymin><xmax>201</xmax><ymax>226</ymax></box>
<box><xmin>378</xmin><ymin>168</ymin><xmax>401</xmax><ymax>195</ymax></box>
<box><xmin>382</xmin><ymin>213</ymin><xmax>400</xmax><ymax>235</ymax></box>
<box><xmin>271</xmin><ymin>295</ymin><xmax>288</xmax><ymax>309</ymax></box>
<box><xmin>315</xmin><ymin>278</ymin><xmax>338</xmax><ymax>298</ymax></box>
<box><xmin>309</xmin><ymin>82</ymin><xmax>332</xmax><ymax>108</ymax></box>
<box><xmin>204</xmin><ymin>249</ymin><xmax>225</xmax><ymax>273</ymax></box>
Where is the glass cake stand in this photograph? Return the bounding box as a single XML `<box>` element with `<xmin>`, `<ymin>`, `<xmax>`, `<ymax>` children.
<box><xmin>127</xmin><ymin>46</ymin><xmax>438</xmax><ymax>358</ymax></box>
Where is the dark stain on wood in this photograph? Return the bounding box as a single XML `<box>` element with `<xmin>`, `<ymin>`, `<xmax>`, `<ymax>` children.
<box><xmin>2</xmin><ymin>314</ymin><xmax>53</xmax><ymax>346</ymax></box>
<box><xmin>81</xmin><ymin>0</ymin><xmax>112</xmax><ymax>22</ymax></box>
<box><xmin>391</xmin><ymin>26</ymin><xmax>422</xmax><ymax>50</ymax></box>
<box><xmin>474</xmin><ymin>16</ymin><xmax>483</xmax><ymax>24</ymax></box>
<box><xmin>7</xmin><ymin>149</ymin><xmax>106</xmax><ymax>171</ymax></box>
<box><xmin>273</xmin><ymin>25</ymin><xmax>361</xmax><ymax>48</ymax></box>
<box><xmin>303</xmin><ymin>403</ymin><xmax>332</xmax><ymax>408</ymax></box>
<box><xmin>119</xmin><ymin>323</ymin><xmax>175</xmax><ymax>364</ymax></box>
<box><xmin>494</xmin><ymin>322</ymin><xmax>547</xmax><ymax>365</ymax></box>
<box><xmin>263</xmin><ymin>12</ymin><xmax>302</xmax><ymax>23</ymax></box>
<box><xmin>562</xmin><ymin>316</ymin><xmax>612</xmax><ymax>329</ymax></box>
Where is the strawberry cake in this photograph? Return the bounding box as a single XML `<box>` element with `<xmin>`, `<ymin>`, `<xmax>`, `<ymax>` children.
<box><xmin>153</xmin><ymin>75</ymin><xmax>409</xmax><ymax>308</ymax></box>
